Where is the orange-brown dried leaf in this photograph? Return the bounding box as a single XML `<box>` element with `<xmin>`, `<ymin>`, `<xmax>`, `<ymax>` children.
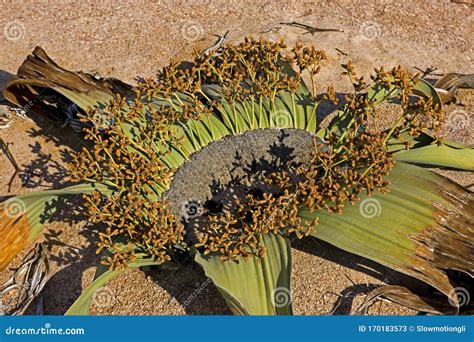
<box><xmin>0</xmin><ymin>212</ymin><xmax>30</xmax><ymax>270</ymax></box>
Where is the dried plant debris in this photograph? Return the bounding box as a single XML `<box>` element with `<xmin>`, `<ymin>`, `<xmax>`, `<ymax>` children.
<box><xmin>0</xmin><ymin>243</ymin><xmax>50</xmax><ymax>316</ymax></box>
<box><xmin>433</xmin><ymin>73</ymin><xmax>474</xmax><ymax>104</ymax></box>
<box><xmin>405</xmin><ymin>187</ymin><xmax>474</xmax><ymax>301</ymax></box>
<box><xmin>355</xmin><ymin>285</ymin><xmax>442</xmax><ymax>315</ymax></box>
<box><xmin>3</xmin><ymin>46</ymin><xmax>133</xmax><ymax>128</ymax></box>
<box><xmin>279</xmin><ymin>21</ymin><xmax>344</xmax><ymax>35</ymax></box>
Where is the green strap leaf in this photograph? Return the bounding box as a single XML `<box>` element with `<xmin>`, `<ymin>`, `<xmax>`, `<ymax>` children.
<box><xmin>298</xmin><ymin>161</ymin><xmax>473</xmax><ymax>309</ymax></box>
<box><xmin>412</xmin><ymin>78</ymin><xmax>442</xmax><ymax>107</ymax></box>
<box><xmin>0</xmin><ymin>182</ymin><xmax>114</xmax><ymax>270</ymax></box>
<box><xmin>394</xmin><ymin>143</ymin><xmax>474</xmax><ymax>170</ymax></box>
<box><xmin>388</xmin><ymin>132</ymin><xmax>474</xmax><ymax>170</ymax></box>
<box><xmin>386</xmin><ymin>132</ymin><xmax>435</xmax><ymax>153</ymax></box>
<box><xmin>66</xmin><ymin>257</ymin><xmax>165</xmax><ymax>315</ymax></box>
<box><xmin>194</xmin><ymin>233</ymin><xmax>293</xmax><ymax>315</ymax></box>
<box><xmin>25</xmin><ymin>183</ymin><xmax>113</xmax><ymax>239</ymax></box>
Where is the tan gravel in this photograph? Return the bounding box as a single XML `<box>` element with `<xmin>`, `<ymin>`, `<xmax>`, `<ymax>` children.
<box><xmin>0</xmin><ymin>0</ymin><xmax>472</xmax><ymax>315</ymax></box>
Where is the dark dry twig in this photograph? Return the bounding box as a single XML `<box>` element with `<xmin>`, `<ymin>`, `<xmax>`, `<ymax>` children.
<box><xmin>335</xmin><ymin>48</ymin><xmax>348</xmax><ymax>56</ymax></box>
<box><xmin>0</xmin><ymin>138</ymin><xmax>21</xmax><ymax>192</ymax></box>
<box><xmin>280</xmin><ymin>21</ymin><xmax>343</xmax><ymax>35</ymax></box>
<box><xmin>414</xmin><ymin>66</ymin><xmax>443</xmax><ymax>78</ymax></box>
<box><xmin>201</xmin><ymin>30</ymin><xmax>229</xmax><ymax>56</ymax></box>
<box><xmin>260</xmin><ymin>26</ymin><xmax>282</xmax><ymax>34</ymax></box>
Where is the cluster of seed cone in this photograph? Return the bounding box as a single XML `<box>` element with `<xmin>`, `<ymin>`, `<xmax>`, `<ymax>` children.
<box><xmin>195</xmin><ymin>170</ymin><xmax>318</xmax><ymax>261</ymax></box>
<box><xmin>68</xmin><ymin>37</ymin><xmax>444</xmax><ymax>268</ymax></box>
<box><xmin>343</xmin><ymin>61</ymin><xmax>444</xmax><ymax>140</ymax></box>
<box><xmin>83</xmin><ymin>190</ymin><xmax>185</xmax><ymax>270</ymax></box>
<box><xmin>138</xmin><ymin>36</ymin><xmax>325</xmax><ymax>110</ymax></box>
<box><xmin>69</xmin><ymin>98</ymin><xmax>185</xmax><ymax>269</ymax></box>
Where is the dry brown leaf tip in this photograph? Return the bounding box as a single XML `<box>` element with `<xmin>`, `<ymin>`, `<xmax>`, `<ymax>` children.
<box><xmin>0</xmin><ymin>208</ymin><xmax>30</xmax><ymax>271</ymax></box>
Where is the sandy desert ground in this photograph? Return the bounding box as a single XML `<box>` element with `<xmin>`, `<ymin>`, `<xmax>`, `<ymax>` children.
<box><xmin>0</xmin><ymin>0</ymin><xmax>472</xmax><ymax>315</ymax></box>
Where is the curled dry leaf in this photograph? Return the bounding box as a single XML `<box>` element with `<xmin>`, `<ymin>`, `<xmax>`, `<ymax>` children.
<box><xmin>434</xmin><ymin>73</ymin><xmax>474</xmax><ymax>103</ymax></box>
